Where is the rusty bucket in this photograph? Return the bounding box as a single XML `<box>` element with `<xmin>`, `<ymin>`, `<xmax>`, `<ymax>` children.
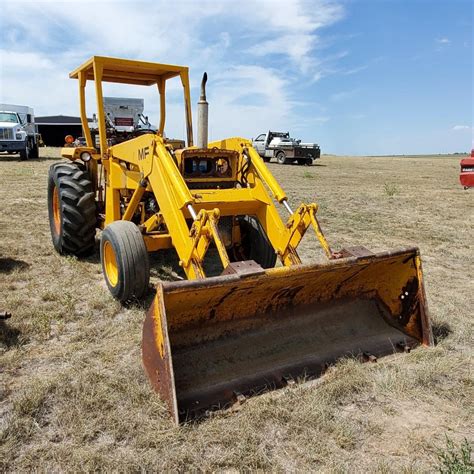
<box><xmin>142</xmin><ymin>246</ymin><xmax>432</xmax><ymax>423</ymax></box>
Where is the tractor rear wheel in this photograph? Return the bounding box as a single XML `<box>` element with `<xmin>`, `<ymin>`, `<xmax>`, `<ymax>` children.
<box><xmin>232</xmin><ymin>216</ymin><xmax>277</xmax><ymax>269</ymax></box>
<box><xmin>48</xmin><ymin>162</ymin><xmax>97</xmax><ymax>256</ymax></box>
<box><xmin>100</xmin><ymin>221</ymin><xmax>150</xmax><ymax>302</ymax></box>
<box><xmin>276</xmin><ymin>151</ymin><xmax>287</xmax><ymax>165</ymax></box>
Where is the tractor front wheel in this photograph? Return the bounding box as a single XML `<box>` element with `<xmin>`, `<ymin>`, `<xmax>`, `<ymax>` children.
<box><xmin>232</xmin><ymin>216</ymin><xmax>277</xmax><ymax>269</ymax></box>
<box><xmin>100</xmin><ymin>221</ymin><xmax>150</xmax><ymax>303</ymax></box>
<box><xmin>47</xmin><ymin>162</ymin><xmax>97</xmax><ymax>256</ymax></box>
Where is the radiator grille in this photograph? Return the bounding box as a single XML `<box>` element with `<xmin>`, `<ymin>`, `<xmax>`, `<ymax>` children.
<box><xmin>0</xmin><ymin>128</ymin><xmax>13</xmax><ymax>140</ymax></box>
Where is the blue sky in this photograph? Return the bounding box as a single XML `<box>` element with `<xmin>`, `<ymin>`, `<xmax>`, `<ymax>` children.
<box><xmin>0</xmin><ymin>0</ymin><xmax>472</xmax><ymax>154</ymax></box>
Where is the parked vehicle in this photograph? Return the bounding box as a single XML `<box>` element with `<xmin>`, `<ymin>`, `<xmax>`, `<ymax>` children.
<box><xmin>0</xmin><ymin>104</ymin><xmax>40</xmax><ymax>160</ymax></box>
<box><xmin>89</xmin><ymin>97</ymin><xmax>156</xmax><ymax>147</ymax></box>
<box><xmin>460</xmin><ymin>149</ymin><xmax>474</xmax><ymax>189</ymax></box>
<box><xmin>253</xmin><ymin>130</ymin><xmax>320</xmax><ymax>165</ymax></box>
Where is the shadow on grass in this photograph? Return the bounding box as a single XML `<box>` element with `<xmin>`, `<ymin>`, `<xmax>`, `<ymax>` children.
<box><xmin>82</xmin><ymin>246</ymin><xmax>100</xmax><ymax>264</ymax></box>
<box><xmin>432</xmin><ymin>322</ymin><xmax>452</xmax><ymax>344</ymax></box>
<box><xmin>0</xmin><ymin>258</ymin><xmax>30</xmax><ymax>274</ymax></box>
<box><xmin>0</xmin><ymin>320</ymin><xmax>23</xmax><ymax>348</ymax></box>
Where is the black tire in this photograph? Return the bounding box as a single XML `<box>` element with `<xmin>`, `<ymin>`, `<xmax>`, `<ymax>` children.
<box><xmin>276</xmin><ymin>151</ymin><xmax>287</xmax><ymax>165</ymax></box>
<box><xmin>100</xmin><ymin>221</ymin><xmax>150</xmax><ymax>302</ymax></box>
<box><xmin>233</xmin><ymin>216</ymin><xmax>277</xmax><ymax>269</ymax></box>
<box><xmin>48</xmin><ymin>162</ymin><xmax>97</xmax><ymax>256</ymax></box>
<box><xmin>297</xmin><ymin>159</ymin><xmax>306</xmax><ymax>165</ymax></box>
<box><xmin>263</xmin><ymin>156</ymin><xmax>271</xmax><ymax>163</ymax></box>
<box><xmin>30</xmin><ymin>142</ymin><xmax>39</xmax><ymax>159</ymax></box>
<box><xmin>19</xmin><ymin>143</ymin><xmax>29</xmax><ymax>161</ymax></box>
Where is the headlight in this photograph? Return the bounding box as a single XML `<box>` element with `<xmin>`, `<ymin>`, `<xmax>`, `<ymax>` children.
<box><xmin>80</xmin><ymin>151</ymin><xmax>92</xmax><ymax>162</ymax></box>
<box><xmin>15</xmin><ymin>132</ymin><xmax>24</xmax><ymax>140</ymax></box>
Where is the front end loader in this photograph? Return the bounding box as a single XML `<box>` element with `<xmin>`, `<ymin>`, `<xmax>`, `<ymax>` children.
<box><xmin>48</xmin><ymin>56</ymin><xmax>433</xmax><ymax>423</ymax></box>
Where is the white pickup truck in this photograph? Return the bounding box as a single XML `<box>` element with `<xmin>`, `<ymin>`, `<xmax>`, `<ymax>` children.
<box><xmin>0</xmin><ymin>104</ymin><xmax>39</xmax><ymax>160</ymax></box>
<box><xmin>252</xmin><ymin>131</ymin><xmax>320</xmax><ymax>165</ymax></box>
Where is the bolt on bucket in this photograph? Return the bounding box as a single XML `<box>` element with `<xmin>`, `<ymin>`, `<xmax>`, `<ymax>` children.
<box><xmin>142</xmin><ymin>246</ymin><xmax>432</xmax><ymax>423</ymax></box>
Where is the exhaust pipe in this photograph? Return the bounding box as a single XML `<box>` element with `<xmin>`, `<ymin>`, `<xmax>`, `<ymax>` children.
<box><xmin>197</xmin><ymin>72</ymin><xmax>208</xmax><ymax>148</ymax></box>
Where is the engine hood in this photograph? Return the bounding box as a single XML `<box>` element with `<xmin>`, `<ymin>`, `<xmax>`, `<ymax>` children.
<box><xmin>0</xmin><ymin>122</ymin><xmax>19</xmax><ymax>128</ymax></box>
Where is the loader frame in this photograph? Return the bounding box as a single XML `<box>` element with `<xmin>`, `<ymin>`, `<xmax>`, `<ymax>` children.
<box><xmin>62</xmin><ymin>56</ymin><xmax>335</xmax><ymax>280</ymax></box>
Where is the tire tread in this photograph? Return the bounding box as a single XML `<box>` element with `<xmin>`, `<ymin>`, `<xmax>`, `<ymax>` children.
<box><xmin>48</xmin><ymin>162</ymin><xmax>97</xmax><ymax>256</ymax></box>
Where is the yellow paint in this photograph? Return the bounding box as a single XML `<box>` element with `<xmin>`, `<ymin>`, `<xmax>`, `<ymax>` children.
<box><xmin>152</xmin><ymin>296</ymin><xmax>165</xmax><ymax>358</ymax></box>
<box><xmin>61</xmin><ymin>146</ymin><xmax>98</xmax><ymax>162</ymax></box>
<box><xmin>103</xmin><ymin>240</ymin><xmax>119</xmax><ymax>287</ymax></box>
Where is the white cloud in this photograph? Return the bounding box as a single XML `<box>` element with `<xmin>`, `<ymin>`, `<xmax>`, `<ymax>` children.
<box><xmin>209</xmin><ymin>65</ymin><xmax>292</xmax><ymax>138</ymax></box>
<box><xmin>0</xmin><ymin>0</ymin><xmax>346</xmax><ymax>141</ymax></box>
<box><xmin>248</xmin><ymin>34</ymin><xmax>316</xmax><ymax>70</ymax></box>
<box><xmin>436</xmin><ymin>37</ymin><xmax>451</xmax><ymax>44</ymax></box>
<box><xmin>246</xmin><ymin>0</ymin><xmax>345</xmax><ymax>77</ymax></box>
<box><xmin>452</xmin><ymin>125</ymin><xmax>471</xmax><ymax>131</ymax></box>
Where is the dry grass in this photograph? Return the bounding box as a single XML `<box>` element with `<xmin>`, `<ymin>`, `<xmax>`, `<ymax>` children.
<box><xmin>1</xmin><ymin>148</ymin><xmax>473</xmax><ymax>471</ymax></box>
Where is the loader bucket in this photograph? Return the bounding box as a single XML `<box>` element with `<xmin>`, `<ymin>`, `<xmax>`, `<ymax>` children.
<box><xmin>142</xmin><ymin>246</ymin><xmax>432</xmax><ymax>423</ymax></box>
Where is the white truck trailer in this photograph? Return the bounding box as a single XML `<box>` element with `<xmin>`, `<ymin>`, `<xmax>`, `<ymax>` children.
<box><xmin>87</xmin><ymin>97</ymin><xmax>155</xmax><ymax>146</ymax></box>
<box><xmin>0</xmin><ymin>104</ymin><xmax>40</xmax><ymax>160</ymax></box>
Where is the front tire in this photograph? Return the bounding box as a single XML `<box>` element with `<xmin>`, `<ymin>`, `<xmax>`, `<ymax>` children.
<box><xmin>19</xmin><ymin>143</ymin><xmax>30</xmax><ymax>161</ymax></box>
<box><xmin>276</xmin><ymin>151</ymin><xmax>287</xmax><ymax>165</ymax></box>
<box><xmin>232</xmin><ymin>216</ymin><xmax>277</xmax><ymax>269</ymax></box>
<box><xmin>48</xmin><ymin>162</ymin><xmax>97</xmax><ymax>256</ymax></box>
<box><xmin>100</xmin><ymin>221</ymin><xmax>150</xmax><ymax>302</ymax></box>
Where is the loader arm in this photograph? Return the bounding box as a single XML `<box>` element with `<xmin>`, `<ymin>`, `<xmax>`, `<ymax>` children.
<box><xmin>109</xmin><ymin>134</ymin><xmax>337</xmax><ymax>278</ymax></box>
<box><xmin>109</xmin><ymin>134</ymin><xmax>231</xmax><ymax>279</ymax></box>
<box><xmin>208</xmin><ymin>137</ymin><xmax>336</xmax><ymax>263</ymax></box>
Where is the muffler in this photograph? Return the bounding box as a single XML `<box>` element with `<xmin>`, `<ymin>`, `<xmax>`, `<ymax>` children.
<box><xmin>197</xmin><ymin>72</ymin><xmax>208</xmax><ymax>148</ymax></box>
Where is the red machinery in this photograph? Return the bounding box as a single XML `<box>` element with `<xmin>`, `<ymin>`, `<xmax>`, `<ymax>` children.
<box><xmin>460</xmin><ymin>149</ymin><xmax>474</xmax><ymax>189</ymax></box>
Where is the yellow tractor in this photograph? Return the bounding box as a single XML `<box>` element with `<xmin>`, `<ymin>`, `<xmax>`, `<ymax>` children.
<box><xmin>48</xmin><ymin>56</ymin><xmax>433</xmax><ymax>423</ymax></box>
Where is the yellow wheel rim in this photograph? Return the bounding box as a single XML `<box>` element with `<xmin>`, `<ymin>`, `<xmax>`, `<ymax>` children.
<box><xmin>103</xmin><ymin>241</ymin><xmax>119</xmax><ymax>287</ymax></box>
<box><xmin>52</xmin><ymin>186</ymin><xmax>61</xmax><ymax>235</ymax></box>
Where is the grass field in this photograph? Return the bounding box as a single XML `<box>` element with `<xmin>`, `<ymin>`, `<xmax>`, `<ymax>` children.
<box><xmin>1</xmin><ymin>148</ymin><xmax>473</xmax><ymax>471</ymax></box>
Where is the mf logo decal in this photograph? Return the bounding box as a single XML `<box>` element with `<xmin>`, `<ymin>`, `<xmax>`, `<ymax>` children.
<box><xmin>138</xmin><ymin>146</ymin><xmax>150</xmax><ymax>161</ymax></box>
